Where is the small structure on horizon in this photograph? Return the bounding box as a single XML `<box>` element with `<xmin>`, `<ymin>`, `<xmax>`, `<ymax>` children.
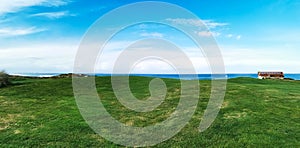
<box><xmin>53</xmin><ymin>73</ymin><xmax>89</xmax><ymax>78</ymax></box>
<box><xmin>258</xmin><ymin>71</ymin><xmax>284</xmax><ymax>79</ymax></box>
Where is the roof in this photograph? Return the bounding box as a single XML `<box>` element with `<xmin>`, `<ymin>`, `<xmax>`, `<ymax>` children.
<box><xmin>258</xmin><ymin>72</ymin><xmax>283</xmax><ymax>75</ymax></box>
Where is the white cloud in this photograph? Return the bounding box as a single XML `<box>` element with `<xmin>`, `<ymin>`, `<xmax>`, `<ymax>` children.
<box><xmin>31</xmin><ymin>11</ymin><xmax>73</xmax><ymax>19</ymax></box>
<box><xmin>197</xmin><ymin>31</ymin><xmax>212</xmax><ymax>37</ymax></box>
<box><xmin>0</xmin><ymin>27</ymin><xmax>46</xmax><ymax>37</ymax></box>
<box><xmin>95</xmin><ymin>51</ymin><xmax>210</xmax><ymax>74</ymax></box>
<box><xmin>0</xmin><ymin>0</ymin><xmax>70</xmax><ymax>15</ymax></box>
<box><xmin>202</xmin><ymin>20</ymin><xmax>228</xmax><ymax>29</ymax></box>
<box><xmin>226</xmin><ymin>34</ymin><xmax>233</xmax><ymax>38</ymax></box>
<box><xmin>0</xmin><ymin>42</ymin><xmax>77</xmax><ymax>73</ymax></box>
<box><xmin>96</xmin><ymin>40</ymin><xmax>300</xmax><ymax>74</ymax></box>
<box><xmin>3</xmin><ymin>38</ymin><xmax>299</xmax><ymax>73</ymax></box>
<box><xmin>140</xmin><ymin>32</ymin><xmax>164</xmax><ymax>38</ymax></box>
<box><xmin>197</xmin><ymin>31</ymin><xmax>221</xmax><ymax>37</ymax></box>
<box><xmin>94</xmin><ymin>40</ymin><xmax>211</xmax><ymax>74</ymax></box>
<box><xmin>166</xmin><ymin>18</ymin><xmax>228</xmax><ymax>29</ymax></box>
<box><xmin>226</xmin><ymin>34</ymin><xmax>242</xmax><ymax>40</ymax></box>
<box><xmin>221</xmin><ymin>46</ymin><xmax>300</xmax><ymax>73</ymax></box>
<box><xmin>167</xmin><ymin>18</ymin><xmax>227</xmax><ymax>38</ymax></box>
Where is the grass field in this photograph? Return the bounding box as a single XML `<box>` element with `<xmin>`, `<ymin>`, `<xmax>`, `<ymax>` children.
<box><xmin>0</xmin><ymin>76</ymin><xmax>299</xmax><ymax>147</ymax></box>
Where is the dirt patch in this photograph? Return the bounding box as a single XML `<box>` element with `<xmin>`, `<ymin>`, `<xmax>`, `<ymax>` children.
<box><xmin>125</xmin><ymin>120</ymin><xmax>134</xmax><ymax>126</ymax></box>
<box><xmin>0</xmin><ymin>114</ymin><xmax>21</xmax><ymax>131</ymax></box>
<box><xmin>221</xmin><ymin>101</ymin><xmax>229</xmax><ymax>108</ymax></box>
<box><xmin>136</xmin><ymin>116</ymin><xmax>146</xmax><ymax>121</ymax></box>
<box><xmin>0</xmin><ymin>126</ymin><xmax>8</xmax><ymax>131</ymax></box>
<box><xmin>31</xmin><ymin>124</ymin><xmax>44</xmax><ymax>131</ymax></box>
<box><xmin>89</xmin><ymin>134</ymin><xmax>105</xmax><ymax>143</ymax></box>
<box><xmin>0</xmin><ymin>101</ymin><xmax>15</xmax><ymax>105</ymax></box>
<box><xmin>14</xmin><ymin>129</ymin><xmax>22</xmax><ymax>134</ymax></box>
<box><xmin>264</xmin><ymin>89</ymin><xmax>279</xmax><ymax>92</ymax></box>
<box><xmin>223</xmin><ymin>111</ymin><xmax>247</xmax><ymax>119</ymax></box>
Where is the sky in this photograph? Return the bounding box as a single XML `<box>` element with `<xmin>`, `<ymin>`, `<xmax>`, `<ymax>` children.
<box><xmin>0</xmin><ymin>0</ymin><xmax>299</xmax><ymax>74</ymax></box>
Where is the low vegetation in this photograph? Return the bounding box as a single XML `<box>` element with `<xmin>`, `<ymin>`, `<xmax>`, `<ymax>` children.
<box><xmin>0</xmin><ymin>71</ymin><xmax>10</xmax><ymax>88</ymax></box>
<box><xmin>0</xmin><ymin>77</ymin><xmax>299</xmax><ymax>147</ymax></box>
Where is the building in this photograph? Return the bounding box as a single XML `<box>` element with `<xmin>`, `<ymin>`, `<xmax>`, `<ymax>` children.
<box><xmin>258</xmin><ymin>71</ymin><xmax>284</xmax><ymax>79</ymax></box>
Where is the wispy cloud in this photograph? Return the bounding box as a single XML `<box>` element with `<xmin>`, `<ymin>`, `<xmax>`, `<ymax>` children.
<box><xmin>202</xmin><ymin>20</ymin><xmax>228</xmax><ymax>29</ymax></box>
<box><xmin>226</xmin><ymin>34</ymin><xmax>233</xmax><ymax>38</ymax></box>
<box><xmin>31</xmin><ymin>11</ymin><xmax>73</xmax><ymax>19</ymax></box>
<box><xmin>166</xmin><ymin>18</ymin><xmax>228</xmax><ymax>29</ymax></box>
<box><xmin>197</xmin><ymin>31</ymin><xmax>221</xmax><ymax>37</ymax></box>
<box><xmin>166</xmin><ymin>18</ymin><xmax>228</xmax><ymax>38</ymax></box>
<box><xmin>0</xmin><ymin>27</ymin><xmax>46</xmax><ymax>37</ymax></box>
<box><xmin>140</xmin><ymin>32</ymin><xmax>164</xmax><ymax>38</ymax></box>
<box><xmin>226</xmin><ymin>34</ymin><xmax>242</xmax><ymax>40</ymax></box>
<box><xmin>0</xmin><ymin>0</ymin><xmax>70</xmax><ymax>15</ymax></box>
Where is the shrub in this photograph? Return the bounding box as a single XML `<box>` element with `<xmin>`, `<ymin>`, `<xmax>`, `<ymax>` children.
<box><xmin>0</xmin><ymin>70</ymin><xmax>10</xmax><ymax>87</ymax></box>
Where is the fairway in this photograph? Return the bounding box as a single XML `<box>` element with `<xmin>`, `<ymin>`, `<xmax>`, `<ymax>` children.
<box><xmin>0</xmin><ymin>77</ymin><xmax>300</xmax><ymax>147</ymax></box>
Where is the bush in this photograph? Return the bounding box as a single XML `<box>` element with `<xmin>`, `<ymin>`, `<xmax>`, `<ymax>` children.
<box><xmin>0</xmin><ymin>70</ymin><xmax>10</xmax><ymax>87</ymax></box>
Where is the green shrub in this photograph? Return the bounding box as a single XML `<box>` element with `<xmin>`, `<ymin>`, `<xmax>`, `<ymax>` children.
<box><xmin>0</xmin><ymin>70</ymin><xmax>10</xmax><ymax>87</ymax></box>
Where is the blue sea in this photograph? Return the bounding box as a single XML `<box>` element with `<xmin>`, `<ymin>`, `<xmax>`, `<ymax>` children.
<box><xmin>9</xmin><ymin>73</ymin><xmax>300</xmax><ymax>80</ymax></box>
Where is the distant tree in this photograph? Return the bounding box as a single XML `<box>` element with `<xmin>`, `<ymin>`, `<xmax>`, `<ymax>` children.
<box><xmin>0</xmin><ymin>70</ymin><xmax>10</xmax><ymax>87</ymax></box>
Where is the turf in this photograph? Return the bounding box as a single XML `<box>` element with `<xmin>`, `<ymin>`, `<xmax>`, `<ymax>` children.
<box><xmin>0</xmin><ymin>77</ymin><xmax>299</xmax><ymax>147</ymax></box>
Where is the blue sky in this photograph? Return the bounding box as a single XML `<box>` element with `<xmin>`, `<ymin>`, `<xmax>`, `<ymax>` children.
<box><xmin>0</xmin><ymin>0</ymin><xmax>299</xmax><ymax>73</ymax></box>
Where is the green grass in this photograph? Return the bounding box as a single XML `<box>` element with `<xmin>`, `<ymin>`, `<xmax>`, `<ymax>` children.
<box><xmin>0</xmin><ymin>77</ymin><xmax>299</xmax><ymax>147</ymax></box>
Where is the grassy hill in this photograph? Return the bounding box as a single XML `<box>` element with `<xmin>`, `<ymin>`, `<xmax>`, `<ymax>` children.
<box><xmin>0</xmin><ymin>77</ymin><xmax>299</xmax><ymax>147</ymax></box>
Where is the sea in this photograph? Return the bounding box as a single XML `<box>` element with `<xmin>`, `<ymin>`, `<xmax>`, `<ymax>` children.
<box><xmin>9</xmin><ymin>73</ymin><xmax>300</xmax><ymax>80</ymax></box>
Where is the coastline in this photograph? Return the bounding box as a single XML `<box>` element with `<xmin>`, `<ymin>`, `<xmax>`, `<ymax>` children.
<box><xmin>8</xmin><ymin>73</ymin><xmax>300</xmax><ymax>80</ymax></box>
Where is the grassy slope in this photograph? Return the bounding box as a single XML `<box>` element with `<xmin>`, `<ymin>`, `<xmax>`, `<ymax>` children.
<box><xmin>0</xmin><ymin>77</ymin><xmax>299</xmax><ymax>147</ymax></box>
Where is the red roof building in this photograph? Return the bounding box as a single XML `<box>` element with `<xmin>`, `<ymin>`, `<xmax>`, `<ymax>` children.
<box><xmin>258</xmin><ymin>71</ymin><xmax>284</xmax><ymax>79</ymax></box>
